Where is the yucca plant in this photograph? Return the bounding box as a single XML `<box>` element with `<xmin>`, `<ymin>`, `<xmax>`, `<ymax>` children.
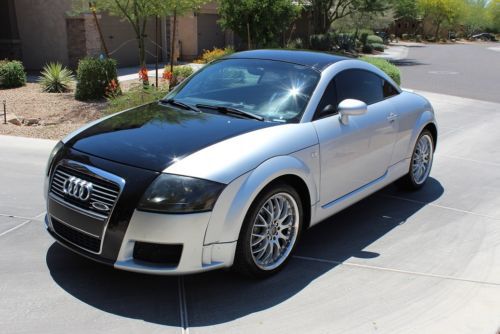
<box><xmin>38</xmin><ymin>62</ymin><xmax>74</xmax><ymax>93</ymax></box>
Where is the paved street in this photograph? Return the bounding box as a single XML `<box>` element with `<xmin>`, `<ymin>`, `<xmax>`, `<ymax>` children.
<box><xmin>395</xmin><ymin>42</ymin><xmax>500</xmax><ymax>103</ymax></box>
<box><xmin>1</xmin><ymin>88</ymin><xmax>499</xmax><ymax>333</ymax></box>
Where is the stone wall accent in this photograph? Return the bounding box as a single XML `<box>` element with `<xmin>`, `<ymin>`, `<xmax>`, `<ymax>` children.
<box><xmin>66</xmin><ymin>14</ymin><xmax>102</xmax><ymax>69</ymax></box>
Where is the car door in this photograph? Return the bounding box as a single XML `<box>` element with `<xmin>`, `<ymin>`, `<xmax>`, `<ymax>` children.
<box><xmin>312</xmin><ymin>69</ymin><xmax>399</xmax><ymax>207</ymax></box>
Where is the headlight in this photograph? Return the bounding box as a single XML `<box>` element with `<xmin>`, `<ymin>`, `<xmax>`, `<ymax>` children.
<box><xmin>45</xmin><ymin>141</ymin><xmax>64</xmax><ymax>176</ymax></box>
<box><xmin>137</xmin><ymin>174</ymin><xmax>225</xmax><ymax>213</ymax></box>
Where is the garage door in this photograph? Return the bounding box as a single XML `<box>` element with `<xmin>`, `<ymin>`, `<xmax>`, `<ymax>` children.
<box><xmin>197</xmin><ymin>14</ymin><xmax>225</xmax><ymax>55</ymax></box>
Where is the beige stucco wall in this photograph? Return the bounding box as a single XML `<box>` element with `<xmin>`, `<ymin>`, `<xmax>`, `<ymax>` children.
<box><xmin>99</xmin><ymin>12</ymin><xmax>159</xmax><ymax>67</ymax></box>
<box><xmin>14</xmin><ymin>0</ymin><xmax>71</xmax><ymax>69</ymax></box>
<box><xmin>175</xmin><ymin>1</ymin><xmax>230</xmax><ymax>60</ymax></box>
<box><xmin>177</xmin><ymin>13</ymin><xmax>198</xmax><ymax>60</ymax></box>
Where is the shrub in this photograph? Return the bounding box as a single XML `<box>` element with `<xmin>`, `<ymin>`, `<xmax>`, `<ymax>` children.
<box><xmin>172</xmin><ymin>65</ymin><xmax>193</xmax><ymax>79</ymax></box>
<box><xmin>309</xmin><ymin>34</ymin><xmax>333</xmax><ymax>51</ymax></box>
<box><xmin>106</xmin><ymin>85</ymin><xmax>168</xmax><ymax>115</ymax></box>
<box><xmin>0</xmin><ymin>60</ymin><xmax>26</xmax><ymax>88</ymax></box>
<box><xmin>359</xmin><ymin>56</ymin><xmax>401</xmax><ymax>85</ymax></box>
<box><xmin>371</xmin><ymin>43</ymin><xmax>385</xmax><ymax>52</ymax></box>
<box><xmin>366</xmin><ymin>35</ymin><xmax>384</xmax><ymax>45</ymax></box>
<box><xmin>196</xmin><ymin>46</ymin><xmax>235</xmax><ymax>64</ymax></box>
<box><xmin>38</xmin><ymin>62</ymin><xmax>74</xmax><ymax>93</ymax></box>
<box><xmin>402</xmin><ymin>34</ymin><xmax>409</xmax><ymax>40</ymax></box>
<box><xmin>75</xmin><ymin>57</ymin><xmax>118</xmax><ymax>101</ymax></box>
<box><xmin>286</xmin><ymin>38</ymin><xmax>303</xmax><ymax>49</ymax></box>
<box><xmin>334</xmin><ymin>33</ymin><xmax>356</xmax><ymax>52</ymax></box>
<box><xmin>360</xmin><ymin>33</ymin><xmax>369</xmax><ymax>45</ymax></box>
<box><xmin>362</xmin><ymin>44</ymin><xmax>374</xmax><ymax>54</ymax></box>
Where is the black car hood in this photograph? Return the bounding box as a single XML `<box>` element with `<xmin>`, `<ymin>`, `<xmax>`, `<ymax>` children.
<box><xmin>67</xmin><ymin>102</ymin><xmax>275</xmax><ymax>172</ymax></box>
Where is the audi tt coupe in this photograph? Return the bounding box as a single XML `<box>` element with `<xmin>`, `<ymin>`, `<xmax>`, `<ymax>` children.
<box><xmin>44</xmin><ymin>50</ymin><xmax>437</xmax><ymax>277</ymax></box>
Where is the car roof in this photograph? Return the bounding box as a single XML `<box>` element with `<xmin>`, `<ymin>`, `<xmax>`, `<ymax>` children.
<box><xmin>224</xmin><ymin>49</ymin><xmax>350</xmax><ymax>71</ymax></box>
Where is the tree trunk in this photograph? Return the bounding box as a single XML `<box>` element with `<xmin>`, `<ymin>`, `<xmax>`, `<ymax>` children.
<box><xmin>246</xmin><ymin>22</ymin><xmax>252</xmax><ymax>49</ymax></box>
<box><xmin>138</xmin><ymin>33</ymin><xmax>146</xmax><ymax>67</ymax></box>
<box><xmin>434</xmin><ymin>21</ymin><xmax>441</xmax><ymax>40</ymax></box>
<box><xmin>170</xmin><ymin>9</ymin><xmax>177</xmax><ymax>73</ymax></box>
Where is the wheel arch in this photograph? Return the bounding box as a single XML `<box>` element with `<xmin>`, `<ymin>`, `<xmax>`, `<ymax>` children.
<box><xmin>423</xmin><ymin>122</ymin><xmax>438</xmax><ymax>149</ymax></box>
<box><xmin>204</xmin><ymin>154</ymin><xmax>318</xmax><ymax>246</ymax></box>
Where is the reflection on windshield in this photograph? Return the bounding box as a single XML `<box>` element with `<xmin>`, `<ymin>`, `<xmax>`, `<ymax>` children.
<box><xmin>166</xmin><ymin>59</ymin><xmax>320</xmax><ymax>123</ymax></box>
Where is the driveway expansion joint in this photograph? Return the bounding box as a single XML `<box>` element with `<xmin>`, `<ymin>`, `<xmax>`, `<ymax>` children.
<box><xmin>293</xmin><ymin>255</ymin><xmax>500</xmax><ymax>286</ymax></box>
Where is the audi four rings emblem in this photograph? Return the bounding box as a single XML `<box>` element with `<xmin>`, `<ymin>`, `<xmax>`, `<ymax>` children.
<box><xmin>63</xmin><ymin>176</ymin><xmax>93</xmax><ymax>201</ymax></box>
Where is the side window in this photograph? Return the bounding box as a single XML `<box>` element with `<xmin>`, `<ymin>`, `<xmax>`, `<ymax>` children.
<box><xmin>314</xmin><ymin>79</ymin><xmax>337</xmax><ymax>119</ymax></box>
<box><xmin>383</xmin><ymin>80</ymin><xmax>399</xmax><ymax>99</ymax></box>
<box><xmin>335</xmin><ymin>70</ymin><xmax>384</xmax><ymax>105</ymax></box>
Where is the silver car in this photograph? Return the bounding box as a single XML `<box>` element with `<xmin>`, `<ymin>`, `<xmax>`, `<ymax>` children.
<box><xmin>44</xmin><ymin>50</ymin><xmax>437</xmax><ymax>278</ymax></box>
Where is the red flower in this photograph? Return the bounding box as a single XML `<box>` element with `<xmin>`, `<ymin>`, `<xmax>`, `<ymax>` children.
<box><xmin>139</xmin><ymin>67</ymin><xmax>149</xmax><ymax>83</ymax></box>
<box><xmin>162</xmin><ymin>70</ymin><xmax>173</xmax><ymax>81</ymax></box>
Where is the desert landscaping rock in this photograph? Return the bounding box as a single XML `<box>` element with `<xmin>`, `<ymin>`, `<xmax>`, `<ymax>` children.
<box><xmin>24</xmin><ymin>118</ymin><xmax>41</xmax><ymax>126</ymax></box>
<box><xmin>6</xmin><ymin>113</ymin><xmax>21</xmax><ymax>126</ymax></box>
<box><xmin>0</xmin><ymin>83</ymin><xmax>106</xmax><ymax>139</ymax></box>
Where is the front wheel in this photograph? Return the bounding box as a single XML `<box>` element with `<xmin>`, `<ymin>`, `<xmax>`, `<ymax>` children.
<box><xmin>233</xmin><ymin>182</ymin><xmax>303</xmax><ymax>278</ymax></box>
<box><xmin>399</xmin><ymin>130</ymin><xmax>434</xmax><ymax>190</ymax></box>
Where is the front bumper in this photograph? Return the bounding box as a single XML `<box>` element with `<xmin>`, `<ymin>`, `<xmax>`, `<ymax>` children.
<box><xmin>46</xmin><ymin>210</ymin><xmax>236</xmax><ymax>275</ymax></box>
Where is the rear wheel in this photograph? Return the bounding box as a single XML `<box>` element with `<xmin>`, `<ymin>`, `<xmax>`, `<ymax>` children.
<box><xmin>233</xmin><ymin>182</ymin><xmax>303</xmax><ymax>278</ymax></box>
<box><xmin>399</xmin><ymin>130</ymin><xmax>434</xmax><ymax>190</ymax></box>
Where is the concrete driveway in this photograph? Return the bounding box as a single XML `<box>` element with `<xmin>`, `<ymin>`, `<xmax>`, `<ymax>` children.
<box><xmin>394</xmin><ymin>42</ymin><xmax>500</xmax><ymax>103</ymax></box>
<box><xmin>1</xmin><ymin>91</ymin><xmax>499</xmax><ymax>333</ymax></box>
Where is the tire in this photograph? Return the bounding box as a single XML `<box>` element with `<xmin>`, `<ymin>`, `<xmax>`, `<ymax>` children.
<box><xmin>398</xmin><ymin>130</ymin><xmax>434</xmax><ymax>190</ymax></box>
<box><xmin>233</xmin><ymin>182</ymin><xmax>303</xmax><ymax>278</ymax></box>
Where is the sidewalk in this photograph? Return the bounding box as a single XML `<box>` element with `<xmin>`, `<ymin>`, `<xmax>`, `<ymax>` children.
<box><xmin>117</xmin><ymin>62</ymin><xmax>204</xmax><ymax>82</ymax></box>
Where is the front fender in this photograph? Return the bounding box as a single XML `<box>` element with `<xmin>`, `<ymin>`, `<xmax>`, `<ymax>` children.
<box><xmin>204</xmin><ymin>147</ymin><xmax>319</xmax><ymax>245</ymax></box>
<box><xmin>407</xmin><ymin>110</ymin><xmax>437</xmax><ymax>157</ymax></box>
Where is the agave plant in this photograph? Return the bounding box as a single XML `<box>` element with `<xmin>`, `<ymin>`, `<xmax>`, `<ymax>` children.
<box><xmin>38</xmin><ymin>62</ymin><xmax>74</xmax><ymax>93</ymax></box>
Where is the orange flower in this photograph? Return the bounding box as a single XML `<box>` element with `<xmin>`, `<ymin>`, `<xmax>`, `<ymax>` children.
<box><xmin>162</xmin><ymin>70</ymin><xmax>173</xmax><ymax>81</ymax></box>
<box><xmin>139</xmin><ymin>67</ymin><xmax>149</xmax><ymax>83</ymax></box>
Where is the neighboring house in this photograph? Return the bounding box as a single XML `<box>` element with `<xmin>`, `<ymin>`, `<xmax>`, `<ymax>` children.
<box><xmin>0</xmin><ymin>0</ymin><xmax>233</xmax><ymax>69</ymax></box>
<box><xmin>389</xmin><ymin>17</ymin><xmax>423</xmax><ymax>37</ymax></box>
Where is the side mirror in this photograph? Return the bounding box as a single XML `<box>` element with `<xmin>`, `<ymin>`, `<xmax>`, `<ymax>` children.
<box><xmin>338</xmin><ymin>99</ymin><xmax>367</xmax><ymax>125</ymax></box>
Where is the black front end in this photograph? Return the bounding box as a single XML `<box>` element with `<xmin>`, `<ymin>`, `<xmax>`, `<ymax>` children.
<box><xmin>46</xmin><ymin>147</ymin><xmax>159</xmax><ymax>264</ymax></box>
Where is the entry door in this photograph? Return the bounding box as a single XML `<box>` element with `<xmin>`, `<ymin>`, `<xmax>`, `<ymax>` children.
<box><xmin>313</xmin><ymin>70</ymin><xmax>398</xmax><ymax>206</ymax></box>
<box><xmin>197</xmin><ymin>14</ymin><xmax>226</xmax><ymax>54</ymax></box>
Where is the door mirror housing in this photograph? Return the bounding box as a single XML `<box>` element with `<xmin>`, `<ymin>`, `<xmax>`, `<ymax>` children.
<box><xmin>338</xmin><ymin>99</ymin><xmax>367</xmax><ymax>125</ymax></box>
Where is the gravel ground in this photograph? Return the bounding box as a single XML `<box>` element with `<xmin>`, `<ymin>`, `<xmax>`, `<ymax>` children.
<box><xmin>0</xmin><ymin>83</ymin><xmax>107</xmax><ymax>140</ymax></box>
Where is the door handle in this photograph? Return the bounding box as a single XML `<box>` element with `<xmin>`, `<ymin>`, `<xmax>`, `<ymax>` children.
<box><xmin>387</xmin><ymin>113</ymin><xmax>399</xmax><ymax>122</ymax></box>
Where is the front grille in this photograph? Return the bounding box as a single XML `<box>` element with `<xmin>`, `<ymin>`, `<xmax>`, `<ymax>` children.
<box><xmin>50</xmin><ymin>166</ymin><xmax>120</xmax><ymax>219</ymax></box>
<box><xmin>52</xmin><ymin>218</ymin><xmax>100</xmax><ymax>252</ymax></box>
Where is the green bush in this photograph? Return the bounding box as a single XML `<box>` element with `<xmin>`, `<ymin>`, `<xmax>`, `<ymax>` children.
<box><xmin>0</xmin><ymin>60</ymin><xmax>26</xmax><ymax>88</ymax></box>
<box><xmin>371</xmin><ymin>43</ymin><xmax>385</xmax><ymax>52</ymax></box>
<box><xmin>106</xmin><ymin>85</ymin><xmax>168</xmax><ymax>115</ymax></box>
<box><xmin>75</xmin><ymin>57</ymin><xmax>118</xmax><ymax>101</ymax></box>
<box><xmin>360</xmin><ymin>33</ymin><xmax>369</xmax><ymax>45</ymax></box>
<box><xmin>359</xmin><ymin>56</ymin><xmax>401</xmax><ymax>85</ymax></box>
<box><xmin>38</xmin><ymin>62</ymin><xmax>74</xmax><ymax>93</ymax></box>
<box><xmin>334</xmin><ymin>33</ymin><xmax>356</xmax><ymax>52</ymax></box>
<box><xmin>286</xmin><ymin>38</ymin><xmax>304</xmax><ymax>49</ymax></box>
<box><xmin>366</xmin><ymin>35</ymin><xmax>384</xmax><ymax>45</ymax></box>
<box><xmin>362</xmin><ymin>44</ymin><xmax>374</xmax><ymax>54</ymax></box>
<box><xmin>172</xmin><ymin>65</ymin><xmax>194</xmax><ymax>79</ymax></box>
<box><xmin>309</xmin><ymin>34</ymin><xmax>333</xmax><ymax>51</ymax></box>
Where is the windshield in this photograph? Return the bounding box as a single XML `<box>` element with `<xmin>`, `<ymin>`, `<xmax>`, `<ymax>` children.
<box><xmin>166</xmin><ymin>59</ymin><xmax>320</xmax><ymax>123</ymax></box>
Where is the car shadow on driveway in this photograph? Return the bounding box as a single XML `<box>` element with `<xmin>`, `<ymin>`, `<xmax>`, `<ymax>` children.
<box><xmin>46</xmin><ymin>178</ymin><xmax>443</xmax><ymax>327</ymax></box>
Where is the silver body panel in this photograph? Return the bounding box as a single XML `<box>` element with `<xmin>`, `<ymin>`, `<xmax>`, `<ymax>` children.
<box><xmin>56</xmin><ymin>59</ymin><xmax>437</xmax><ymax>274</ymax></box>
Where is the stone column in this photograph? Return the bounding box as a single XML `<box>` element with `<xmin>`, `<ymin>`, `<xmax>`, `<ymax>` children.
<box><xmin>66</xmin><ymin>14</ymin><xmax>103</xmax><ymax>69</ymax></box>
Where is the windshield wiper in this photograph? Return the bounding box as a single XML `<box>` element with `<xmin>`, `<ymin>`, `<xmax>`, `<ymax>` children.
<box><xmin>160</xmin><ymin>98</ymin><xmax>201</xmax><ymax>113</ymax></box>
<box><xmin>195</xmin><ymin>104</ymin><xmax>264</xmax><ymax>121</ymax></box>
